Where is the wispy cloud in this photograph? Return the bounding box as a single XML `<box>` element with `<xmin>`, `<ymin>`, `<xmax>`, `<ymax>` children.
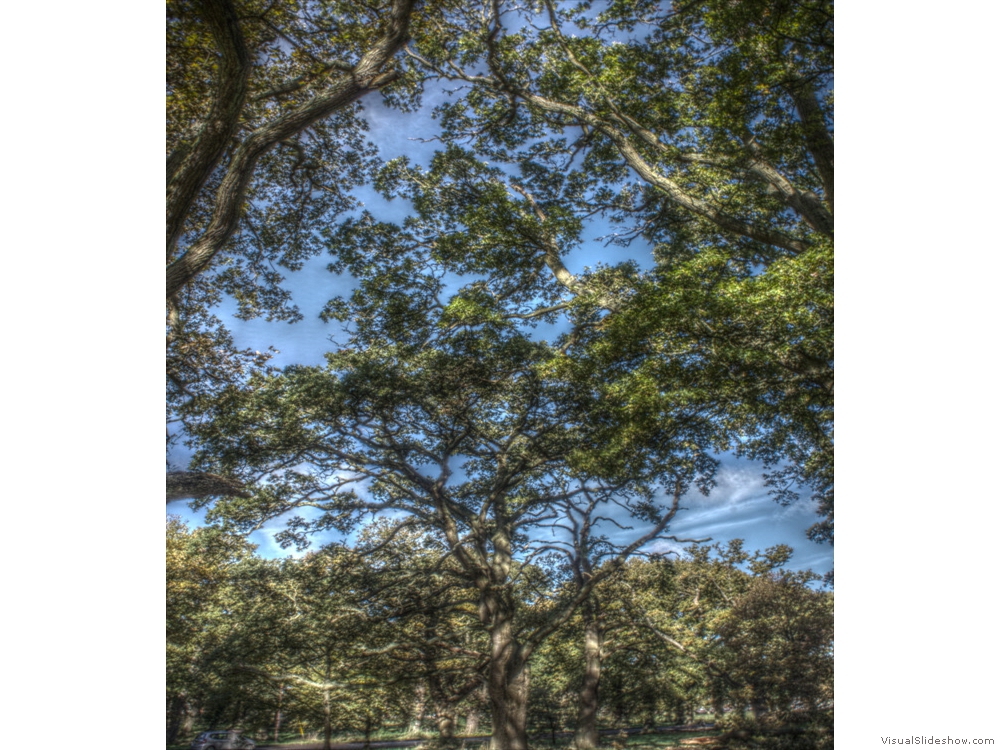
<box><xmin>592</xmin><ymin>455</ymin><xmax>832</xmax><ymax>574</ymax></box>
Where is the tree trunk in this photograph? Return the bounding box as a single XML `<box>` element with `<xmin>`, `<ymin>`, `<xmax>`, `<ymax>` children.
<box><xmin>642</xmin><ymin>710</ymin><xmax>656</xmax><ymax>733</ymax></box>
<box><xmin>713</xmin><ymin>694</ymin><xmax>725</xmax><ymax>722</ymax></box>
<box><xmin>435</xmin><ymin>707</ymin><xmax>457</xmax><ymax>743</ymax></box>
<box><xmin>613</xmin><ymin>701</ymin><xmax>625</xmax><ymax>728</ymax></box>
<box><xmin>427</xmin><ymin>665</ymin><xmax>461</xmax><ymax>747</ymax></box>
<box><xmin>323</xmin><ymin>688</ymin><xmax>333</xmax><ymax>750</ymax></box>
<box><xmin>465</xmin><ymin>707</ymin><xmax>480</xmax><ymax>736</ymax></box>
<box><xmin>674</xmin><ymin>703</ymin><xmax>686</xmax><ymax>726</ymax></box>
<box><xmin>183</xmin><ymin>705</ymin><xmax>197</xmax><ymax>737</ymax></box>
<box><xmin>573</xmin><ymin>616</ymin><xmax>603</xmax><ymax>750</ymax></box>
<box><xmin>274</xmin><ymin>683</ymin><xmax>284</xmax><ymax>743</ymax></box>
<box><xmin>363</xmin><ymin>715</ymin><xmax>374</xmax><ymax>750</ymax></box>
<box><xmin>409</xmin><ymin>683</ymin><xmax>428</xmax><ymax>737</ymax></box>
<box><xmin>167</xmin><ymin>694</ymin><xmax>187</xmax><ymax>745</ymax></box>
<box><xmin>166</xmin><ymin>471</ymin><xmax>247</xmax><ymax>502</ymax></box>
<box><xmin>486</xmin><ymin>617</ymin><xmax>530</xmax><ymax>750</ymax></box>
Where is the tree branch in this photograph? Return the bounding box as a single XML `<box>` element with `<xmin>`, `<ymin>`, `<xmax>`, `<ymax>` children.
<box><xmin>166</xmin><ymin>0</ymin><xmax>252</xmax><ymax>263</ymax></box>
<box><xmin>166</xmin><ymin>471</ymin><xmax>249</xmax><ymax>503</ymax></box>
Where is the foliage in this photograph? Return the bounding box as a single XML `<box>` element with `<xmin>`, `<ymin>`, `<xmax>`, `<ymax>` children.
<box><xmin>166</xmin><ymin>0</ymin><xmax>431</xmax><ymax>434</ymax></box>
<box><xmin>166</xmin><ymin>518</ymin><xmax>259</xmax><ymax>741</ymax></box>
<box><xmin>181</xmin><ymin>242</ymin><xmax>725</xmax><ymax>749</ymax></box>
<box><xmin>611</xmin><ymin>543</ymin><xmax>833</xmax><ymax>722</ymax></box>
<box><xmin>715</xmin><ymin>709</ymin><xmax>834</xmax><ymax>750</ymax></box>
<box><xmin>388</xmin><ymin>0</ymin><xmax>834</xmax><ymax>537</ymax></box>
<box><xmin>169</xmin><ymin>0</ymin><xmax>834</xmax><ymax>541</ymax></box>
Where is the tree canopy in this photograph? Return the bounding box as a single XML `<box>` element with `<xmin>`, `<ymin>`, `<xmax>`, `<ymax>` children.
<box><xmin>391</xmin><ymin>0</ymin><xmax>833</xmax><ymax>539</ymax></box>
<box><xmin>168</xmin><ymin>0</ymin><xmax>834</xmax><ymax>534</ymax></box>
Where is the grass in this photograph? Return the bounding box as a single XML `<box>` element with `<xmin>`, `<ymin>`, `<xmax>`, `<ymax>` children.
<box><xmin>617</xmin><ymin>732</ymin><xmax>722</xmax><ymax>749</ymax></box>
<box><xmin>169</xmin><ymin>724</ymin><xmax>723</xmax><ymax>749</ymax></box>
<box><xmin>521</xmin><ymin>730</ymin><xmax>722</xmax><ymax>750</ymax></box>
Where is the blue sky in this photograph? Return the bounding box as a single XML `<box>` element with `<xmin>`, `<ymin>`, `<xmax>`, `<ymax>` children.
<box><xmin>167</xmin><ymin>81</ymin><xmax>833</xmax><ymax>580</ymax></box>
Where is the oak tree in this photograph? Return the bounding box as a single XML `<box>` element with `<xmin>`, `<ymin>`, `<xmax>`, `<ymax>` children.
<box><xmin>187</xmin><ymin>293</ymin><xmax>715</xmax><ymax>750</ymax></box>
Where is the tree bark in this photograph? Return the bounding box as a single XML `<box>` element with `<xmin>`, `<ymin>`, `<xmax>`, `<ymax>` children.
<box><xmin>573</xmin><ymin>615</ymin><xmax>603</xmax><ymax>750</ymax></box>
<box><xmin>166</xmin><ymin>471</ymin><xmax>248</xmax><ymax>503</ymax></box>
<box><xmin>274</xmin><ymin>682</ymin><xmax>284</xmax><ymax>743</ymax></box>
<box><xmin>167</xmin><ymin>694</ymin><xmax>187</xmax><ymax>745</ymax></box>
<box><xmin>165</xmin><ymin>0</ymin><xmax>251</xmax><ymax>262</ymax></box>
<box><xmin>465</xmin><ymin>707</ymin><xmax>480</xmax><ymax>736</ymax></box>
<box><xmin>786</xmin><ymin>79</ymin><xmax>835</xmax><ymax>216</ymax></box>
<box><xmin>435</xmin><ymin>707</ymin><xmax>457</xmax><ymax>743</ymax></box>
<box><xmin>323</xmin><ymin>688</ymin><xmax>333</xmax><ymax>750</ymax></box>
<box><xmin>363</xmin><ymin>715</ymin><xmax>374</xmax><ymax>750</ymax></box>
<box><xmin>408</xmin><ymin>683</ymin><xmax>428</xmax><ymax>737</ymax></box>
<box><xmin>486</xmin><ymin>615</ymin><xmax>530</xmax><ymax>750</ymax></box>
<box><xmin>427</xmin><ymin>674</ymin><xmax>460</xmax><ymax>746</ymax></box>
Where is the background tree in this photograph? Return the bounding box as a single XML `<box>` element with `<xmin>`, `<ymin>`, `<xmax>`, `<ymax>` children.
<box><xmin>167</xmin><ymin>524</ymin><xmax>833</xmax><ymax>746</ymax></box>
<box><xmin>228</xmin><ymin>547</ymin><xmax>416</xmax><ymax>750</ymax></box>
<box><xmin>620</xmin><ymin>542</ymin><xmax>833</xmax><ymax>721</ymax></box>
<box><xmin>166</xmin><ymin>518</ymin><xmax>257</xmax><ymax>743</ymax></box>
<box><xmin>710</xmin><ymin>570</ymin><xmax>833</xmax><ymax>719</ymax></box>
<box><xmin>347</xmin><ymin>522</ymin><xmax>490</xmax><ymax>747</ymax></box>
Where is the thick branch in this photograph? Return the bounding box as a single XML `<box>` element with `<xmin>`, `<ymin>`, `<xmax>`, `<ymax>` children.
<box><xmin>235</xmin><ymin>665</ymin><xmax>345</xmax><ymax>690</ymax></box>
<box><xmin>166</xmin><ymin>0</ymin><xmax>252</xmax><ymax>261</ymax></box>
<box><xmin>786</xmin><ymin>78</ymin><xmax>834</xmax><ymax>215</ymax></box>
<box><xmin>503</xmin><ymin>91</ymin><xmax>811</xmax><ymax>255</ymax></box>
<box><xmin>740</xmin><ymin>152</ymin><xmax>833</xmax><ymax>237</ymax></box>
<box><xmin>594</xmin><ymin>120</ymin><xmax>811</xmax><ymax>254</ymax></box>
<box><xmin>166</xmin><ymin>471</ymin><xmax>249</xmax><ymax>503</ymax></box>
